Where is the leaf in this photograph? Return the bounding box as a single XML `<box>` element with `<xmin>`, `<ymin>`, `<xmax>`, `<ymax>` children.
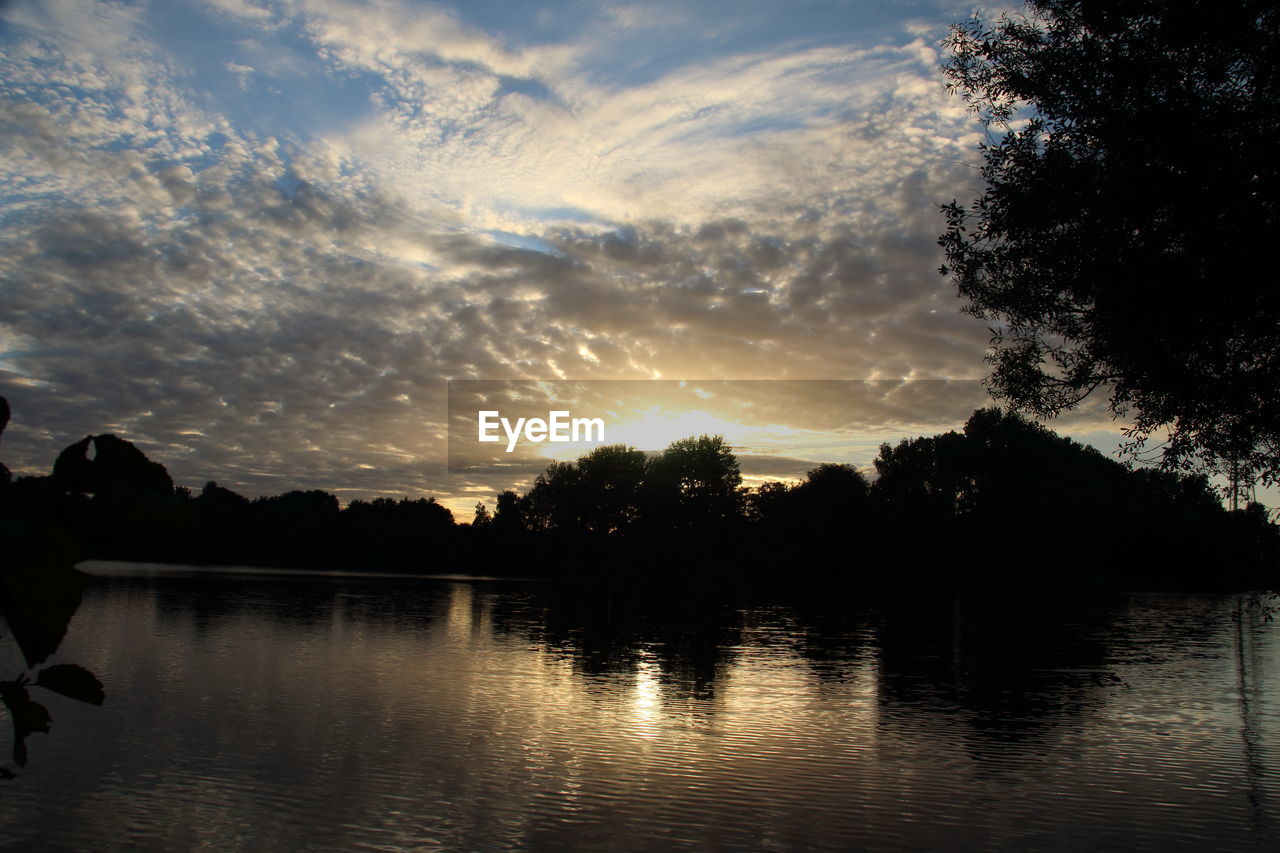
<box><xmin>0</xmin><ymin>683</ymin><xmax>51</xmax><ymax>767</ymax></box>
<box><xmin>13</xmin><ymin>698</ymin><xmax>51</xmax><ymax>738</ymax></box>
<box><xmin>0</xmin><ymin>564</ymin><xmax>87</xmax><ymax>668</ymax></box>
<box><xmin>36</xmin><ymin>664</ymin><xmax>104</xmax><ymax>706</ymax></box>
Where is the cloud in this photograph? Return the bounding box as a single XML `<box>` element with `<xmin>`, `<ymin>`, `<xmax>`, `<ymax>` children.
<box><xmin>314</xmin><ymin>23</ymin><xmax>980</xmax><ymax>233</ymax></box>
<box><xmin>205</xmin><ymin>0</ymin><xmax>281</xmax><ymax>28</ymax></box>
<box><xmin>1</xmin><ymin>0</ymin><xmax>1118</xmax><ymax>517</ymax></box>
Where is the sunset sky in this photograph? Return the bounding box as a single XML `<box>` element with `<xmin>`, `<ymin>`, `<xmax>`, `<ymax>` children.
<box><xmin>0</xmin><ymin>0</ymin><xmax>1184</xmax><ymax>518</ymax></box>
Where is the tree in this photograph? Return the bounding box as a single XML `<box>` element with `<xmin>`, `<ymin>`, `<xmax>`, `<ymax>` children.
<box><xmin>522</xmin><ymin>461</ymin><xmax>585</xmax><ymax>532</ymax></box>
<box><xmin>746</xmin><ymin>464</ymin><xmax>869</xmax><ymax>543</ymax></box>
<box><xmin>576</xmin><ymin>444</ymin><xmax>647</xmax><ymax>534</ymax></box>
<box><xmin>789</xmin><ymin>464</ymin><xmax>870</xmax><ymax>534</ymax></box>
<box><xmin>492</xmin><ymin>489</ymin><xmax>526</xmax><ymax>534</ymax></box>
<box><xmin>746</xmin><ymin>480</ymin><xmax>791</xmax><ymax>525</ymax></box>
<box><xmin>641</xmin><ymin>435</ymin><xmax>743</xmax><ymax>532</ymax></box>
<box><xmin>938</xmin><ymin>0</ymin><xmax>1280</xmax><ymax>492</ymax></box>
<box><xmin>871</xmin><ymin>408</ymin><xmax>1131</xmax><ymax>524</ymax></box>
<box><xmin>866</xmin><ymin>408</ymin><xmax>1246</xmax><ymax>575</ymax></box>
<box><xmin>871</xmin><ymin>429</ymin><xmax>970</xmax><ymax>522</ymax></box>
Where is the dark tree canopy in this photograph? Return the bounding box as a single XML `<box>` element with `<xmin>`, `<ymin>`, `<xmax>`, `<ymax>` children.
<box><xmin>939</xmin><ymin>0</ymin><xmax>1280</xmax><ymax>493</ymax></box>
<box><xmin>517</xmin><ymin>437</ymin><xmax>742</xmax><ymax>536</ymax></box>
<box><xmin>523</xmin><ymin>461</ymin><xmax>587</xmax><ymax>532</ymax></box>
<box><xmin>745</xmin><ymin>463</ymin><xmax>870</xmax><ymax>542</ymax></box>
<box><xmin>577</xmin><ymin>444</ymin><xmax>647</xmax><ymax>534</ymax></box>
<box><xmin>53</xmin><ymin>434</ymin><xmax>174</xmax><ymax>497</ymax></box>
<box><xmin>642</xmin><ymin>435</ymin><xmax>743</xmax><ymax>531</ymax></box>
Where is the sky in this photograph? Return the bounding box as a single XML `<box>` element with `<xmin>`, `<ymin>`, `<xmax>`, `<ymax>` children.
<box><xmin>0</xmin><ymin>0</ymin><xmax>1163</xmax><ymax>518</ymax></box>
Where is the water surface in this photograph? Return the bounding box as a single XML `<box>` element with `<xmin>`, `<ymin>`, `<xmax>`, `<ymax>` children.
<box><xmin>1</xmin><ymin>563</ymin><xmax>1277</xmax><ymax>851</ymax></box>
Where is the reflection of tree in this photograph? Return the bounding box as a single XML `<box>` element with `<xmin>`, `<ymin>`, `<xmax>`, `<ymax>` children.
<box><xmin>490</xmin><ymin>586</ymin><xmax>742</xmax><ymax>705</ymax></box>
<box><xmin>1234</xmin><ymin>596</ymin><xmax>1270</xmax><ymax>836</ymax></box>
<box><xmin>871</xmin><ymin>593</ymin><xmax>1123</xmax><ymax>752</ymax></box>
<box><xmin>766</xmin><ymin>588</ymin><xmax>1171</xmax><ymax>758</ymax></box>
<box><xmin>777</xmin><ymin>601</ymin><xmax>876</xmax><ymax>684</ymax></box>
<box><xmin>140</xmin><ymin>572</ymin><xmax>450</xmax><ymax>637</ymax></box>
<box><xmin>0</xmin><ymin>397</ymin><xmax>105</xmax><ymax>777</ymax></box>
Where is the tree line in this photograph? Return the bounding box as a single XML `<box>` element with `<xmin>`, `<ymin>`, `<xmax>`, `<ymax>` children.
<box><xmin>6</xmin><ymin>400</ymin><xmax>1275</xmax><ymax>587</ymax></box>
<box><xmin>480</xmin><ymin>407</ymin><xmax>1278</xmax><ymax>586</ymax></box>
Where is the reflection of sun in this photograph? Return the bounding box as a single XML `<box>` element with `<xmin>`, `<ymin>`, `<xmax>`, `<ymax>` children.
<box><xmin>631</xmin><ymin>653</ymin><xmax>662</xmax><ymax>739</ymax></box>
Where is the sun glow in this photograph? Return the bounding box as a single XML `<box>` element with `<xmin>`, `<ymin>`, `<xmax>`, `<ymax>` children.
<box><xmin>535</xmin><ymin>402</ymin><xmax>867</xmax><ymax>468</ymax></box>
<box><xmin>537</xmin><ymin>407</ymin><xmax>752</xmax><ymax>461</ymax></box>
<box><xmin>609</xmin><ymin>408</ymin><xmax>747</xmax><ymax>450</ymax></box>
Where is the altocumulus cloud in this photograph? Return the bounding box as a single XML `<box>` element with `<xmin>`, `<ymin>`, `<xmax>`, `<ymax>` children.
<box><xmin>0</xmin><ymin>0</ymin><xmax>1018</xmax><ymax>515</ymax></box>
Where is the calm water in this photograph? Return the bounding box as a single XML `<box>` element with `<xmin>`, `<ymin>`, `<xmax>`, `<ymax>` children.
<box><xmin>2</xmin><ymin>562</ymin><xmax>1278</xmax><ymax>851</ymax></box>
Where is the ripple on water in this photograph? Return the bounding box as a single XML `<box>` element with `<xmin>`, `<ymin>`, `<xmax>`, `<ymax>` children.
<box><xmin>0</xmin><ymin>572</ymin><xmax>1276</xmax><ymax>851</ymax></box>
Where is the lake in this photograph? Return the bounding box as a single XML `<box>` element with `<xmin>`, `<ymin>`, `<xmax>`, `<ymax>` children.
<box><xmin>1</xmin><ymin>562</ymin><xmax>1277</xmax><ymax>851</ymax></box>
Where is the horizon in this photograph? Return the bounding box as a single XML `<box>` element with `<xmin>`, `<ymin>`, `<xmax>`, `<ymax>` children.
<box><xmin>0</xmin><ymin>392</ymin><xmax>1223</xmax><ymax>524</ymax></box>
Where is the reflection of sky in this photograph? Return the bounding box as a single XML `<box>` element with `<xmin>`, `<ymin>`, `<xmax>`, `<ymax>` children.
<box><xmin>0</xmin><ymin>1</ymin><xmax>1263</xmax><ymax>517</ymax></box>
<box><xmin>4</xmin><ymin>570</ymin><xmax>1276</xmax><ymax>850</ymax></box>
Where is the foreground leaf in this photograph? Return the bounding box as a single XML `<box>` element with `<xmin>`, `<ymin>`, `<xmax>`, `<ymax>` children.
<box><xmin>36</xmin><ymin>664</ymin><xmax>105</xmax><ymax>706</ymax></box>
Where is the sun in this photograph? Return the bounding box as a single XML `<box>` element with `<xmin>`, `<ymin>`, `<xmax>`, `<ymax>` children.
<box><xmin>536</xmin><ymin>407</ymin><xmax>746</xmax><ymax>462</ymax></box>
<box><xmin>607</xmin><ymin>408</ymin><xmax>747</xmax><ymax>451</ymax></box>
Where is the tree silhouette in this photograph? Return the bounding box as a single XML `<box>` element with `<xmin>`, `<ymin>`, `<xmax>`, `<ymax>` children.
<box><xmin>576</xmin><ymin>444</ymin><xmax>647</xmax><ymax>535</ymax></box>
<box><xmin>46</xmin><ymin>433</ymin><xmax>185</xmax><ymax>560</ymax></box>
<box><xmin>939</xmin><ymin>0</ymin><xmax>1280</xmax><ymax>490</ymax></box>
<box><xmin>523</xmin><ymin>461</ymin><xmax>585</xmax><ymax>533</ymax></box>
<box><xmin>871</xmin><ymin>429</ymin><xmax>970</xmax><ymax>523</ymax></box>
<box><xmin>492</xmin><ymin>489</ymin><xmax>525</xmax><ymax>536</ymax></box>
<box><xmin>4</xmin><ymin>384</ymin><xmax>1273</xmax><ymax>585</ymax></box>
<box><xmin>865</xmin><ymin>407</ymin><xmax>1275</xmax><ymax>580</ymax></box>
<box><xmin>339</xmin><ymin>496</ymin><xmax>455</xmax><ymax>570</ymax></box>
<box><xmin>745</xmin><ymin>480</ymin><xmax>792</xmax><ymax>526</ymax></box>
<box><xmin>747</xmin><ymin>464</ymin><xmax>869</xmax><ymax>541</ymax></box>
<box><xmin>0</xmin><ymin>398</ymin><xmax>104</xmax><ymax>777</ymax></box>
<box><xmin>793</xmin><ymin>463</ymin><xmax>869</xmax><ymax>524</ymax></box>
<box><xmin>640</xmin><ymin>435</ymin><xmax>743</xmax><ymax>533</ymax></box>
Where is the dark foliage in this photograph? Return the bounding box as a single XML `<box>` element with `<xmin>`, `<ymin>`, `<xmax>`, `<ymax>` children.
<box><xmin>479</xmin><ymin>409</ymin><xmax>1278</xmax><ymax>587</ymax></box>
<box><xmin>749</xmin><ymin>463</ymin><xmax>870</xmax><ymax>548</ymax></box>
<box><xmin>1</xmin><ymin>392</ymin><xmax>1275</xmax><ymax>588</ymax></box>
<box><xmin>0</xmin><ymin>398</ymin><xmax>104</xmax><ymax>775</ymax></box>
<box><xmin>520</xmin><ymin>440</ymin><xmax>738</xmax><ymax>537</ymax></box>
<box><xmin>342</xmin><ymin>496</ymin><xmax>455</xmax><ymax>570</ymax></box>
<box><xmin>640</xmin><ymin>435</ymin><xmax>743</xmax><ymax>534</ymax></box>
<box><xmin>869</xmin><ymin>407</ymin><xmax>1276</xmax><ymax>581</ymax></box>
<box><xmin>939</xmin><ymin>0</ymin><xmax>1280</xmax><ymax>492</ymax></box>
